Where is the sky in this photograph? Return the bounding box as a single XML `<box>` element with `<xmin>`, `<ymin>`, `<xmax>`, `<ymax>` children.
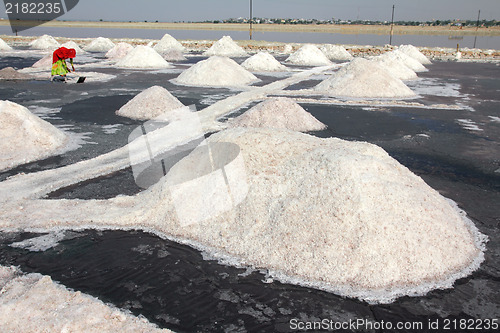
<box><xmin>1</xmin><ymin>0</ymin><xmax>499</xmax><ymax>22</ymax></box>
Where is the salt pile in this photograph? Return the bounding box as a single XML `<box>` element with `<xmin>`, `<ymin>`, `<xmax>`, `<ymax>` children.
<box><xmin>173</xmin><ymin>56</ymin><xmax>259</xmax><ymax>87</ymax></box>
<box><xmin>153</xmin><ymin>33</ymin><xmax>185</xmax><ymax>53</ymax></box>
<box><xmin>285</xmin><ymin>44</ymin><xmax>332</xmax><ymax>66</ymax></box>
<box><xmin>381</xmin><ymin>50</ymin><xmax>427</xmax><ymax>72</ymax></box>
<box><xmin>162</xmin><ymin>49</ymin><xmax>187</xmax><ymax>62</ymax></box>
<box><xmin>60</xmin><ymin>41</ymin><xmax>85</xmax><ymax>54</ymax></box>
<box><xmin>203</xmin><ymin>36</ymin><xmax>248</xmax><ymax>57</ymax></box>
<box><xmin>373</xmin><ymin>52</ymin><xmax>418</xmax><ymax>80</ymax></box>
<box><xmin>105</xmin><ymin>42</ymin><xmax>134</xmax><ymax>60</ymax></box>
<box><xmin>31</xmin><ymin>55</ymin><xmax>52</xmax><ymax>68</ymax></box>
<box><xmin>29</xmin><ymin>34</ymin><xmax>60</xmax><ymax>50</ymax></box>
<box><xmin>315</xmin><ymin>58</ymin><xmax>416</xmax><ymax>98</ymax></box>
<box><xmin>0</xmin><ymin>38</ymin><xmax>12</xmax><ymax>51</ymax></box>
<box><xmin>398</xmin><ymin>44</ymin><xmax>432</xmax><ymax>65</ymax></box>
<box><xmin>84</xmin><ymin>37</ymin><xmax>115</xmax><ymax>52</ymax></box>
<box><xmin>116</xmin><ymin>85</ymin><xmax>185</xmax><ymax>120</ymax></box>
<box><xmin>0</xmin><ymin>100</ymin><xmax>67</xmax><ymax>171</ymax></box>
<box><xmin>146</xmin><ymin>127</ymin><xmax>485</xmax><ymax>303</ymax></box>
<box><xmin>115</xmin><ymin>46</ymin><xmax>171</xmax><ymax>69</ymax></box>
<box><xmin>228</xmin><ymin>97</ymin><xmax>325</xmax><ymax>132</ymax></box>
<box><xmin>0</xmin><ymin>266</ymin><xmax>168</xmax><ymax>332</ymax></box>
<box><xmin>320</xmin><ymin>44</ymin><xmax>353</xmax><ymax>61</ymax></box>
<box><xmin>0</xmin><ymin>67</ymin><xmax>32</xmax><ymax>80</ymax></box>
<box><xmin>241</xmin><ymin>52</ymin><xmax>288</xmax><ymax>72</ymax></box>
<box><xmin>283</xmin><ymin>44</ymin><xmax>293</xmax><ymax>54</ymax></box>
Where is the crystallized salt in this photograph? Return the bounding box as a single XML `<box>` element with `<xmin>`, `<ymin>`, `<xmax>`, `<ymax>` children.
<box><xmin>29</xmin><ymin>35</ymin><xmax>60</xmax><ymax>50</ymax></box>
<box><xmin>31</xmin><ymin>55</ymin><xmax>52</xmax><ymax>68</ymax></box>
<box><xmin>381</xmin><ymin>50</ymin><xmax>427</xmax><ymax>73</ymax></box>
<box><xmin>203</xmin><ymin>36</ymin><xmax>247</xmax><ymax>57</ymax></box>
<box><xmin>162</xmin><ymin>49</ymin><xmax>187</xmax><ymax>62</ymax></box>
<box><xmin>105</xmin><ymin>42</ymin><xmax>134</xmax><ymax>60</ymax></box>
<box><xmin>286</xmin><ymin>44</ymin><xmax>332</xmax><ymax>66</ymax></box>
<box><xmin>0</xmin><ymin>100</ymin><xmax>67</xmax><ymax>171</ymax></box>
<box><xmin>116</xmin><ymin>86</ymin><xmax>185</xmax><ymax>120</ymax></box>
<box><xmin>115</xmin><ymin>45</ymin><xmax>171</xmax><ymax>69</ymax></box>
<box><xmin>320</xmin><ymin>44</ymin><xmax>353</xmax><ymax>61</ymax></box>
<box><xmin>0</xmin><ymin>67</ymin><xmax>32</xmax><ymax>80</ymax></box>
<box><xmin>373</xmin><ymin>51</ymin><xmax>418</xmax><ymax>80</ymax></box>
<box><xmin>153</xmin><ymin>33</ymin><xmax>185</xmax><ymax>53</ymax></box>
<box><xmin>0</xmin><ymin>38</ymin><xmax>12</xmax><ymax>51</ymax></box>
<box><xmin>241</xmin><ymin>52</ymin><xmax>288</xmax><ymax>72</ymax></box>
<box><xmin>398</xmin><ymin>44</ymin><xmax>432</xmax><ymax>65</ymax></box>
<box><xmin>60</xmin><ymin>41</ymin><xmax>85</xmax><ymax>54</ymax></box>
<box><xmin>173</xmin><ymin>56</ymin><xmax>259</xmax><ymax>87</ymax></box>
<box><xmin>315</xmin><ymin>58</ymin><xmax>416</xmax><ymax>98</ymax></box>
<box><xmin>84</xmin><ymin>37</ymin><xmax>115</xmax><ymax>52</ymax></box>
<box><xmin>283</xmin><ymin>44</ymin><xmax>293</xmax><ymax>54</ymax></box>
<box><xmin>228</xmin><ymin>97</ymin><xmax>325</xmax><ymax>132</ymax></box>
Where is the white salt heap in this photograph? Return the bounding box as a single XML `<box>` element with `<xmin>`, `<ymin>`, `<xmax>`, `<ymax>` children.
<box><xmin>315</xmin><ymin>57</ymin><xmax>416</xmax><ymax>98</ymax></box>
<box><xmin>29</xmin><ymin>34</ymin><xmax>60</xmax><ymax>50</ymax></box>
<box><xmin>154</xmin><ymin>33</ymin><xmax>185</xmax><ymax>53</ymax></box>
<box><xmin>115</xmin><ymin>46</ymin><xmax>171</xmax><ymax>69</ymax></box>
<box><xmin>174</xmin><ymin>56</ymin><xmax>258</xmax><ymax>87</ymax></box>
<box><xmin>116</xmin><ymin>85</ymin><xmax>185</xmax><ymax>120</ymax></box>
<box><xmin>60</xmin><ymin>41</ymin><xmax>85</xmax><ymax>54</ymax></box>
<box><xmin>31</xmin><ymin>55</ymin><xmax>52</xmax><ymax>68</ymax></box>
<box><xmin>228</xmin><ymin>97</ymin><xmax>325</xmax><ymax>132</ymax></box>
<box><xmin>286</xmin><ymin>44</ymin><xmax>332</xmax><ymax>66</ymax></box>
<box><xmin>381</xmin><ymin>50</ymin><xmax>427</xmax><ymax>73</ymax></box>
<box><xmin>0</xmin><ymin>67</ymin><xmax>32</xmax><ymax>80</ymax></box>
<box><xmin>84</xmin><ymin>37</ymin><xmax>115</xmax><ymax>52</ymax></box>
<box><xmin>106</xmin><ymin>42</ymin><xmax>134</xmax><ymax>60</ymax></box>
<box><xmin>0</xmin><ymin>38</ymin><xmax>12</xmax><ymax>51</ymax></box>
<box><xmin>320</xmin><ymin>44</ymin><xmax>353</xmax><ymax>61</ymax></box>
<box><xmin>0</xmin><ymin>100</ymin><xmax>67</xmax><ymax>171</ymax></box>
<box><xmin>203</xmin><ymin>36</ymin><xmax>247</xmax><ymax>57</ymax></box>
<box><xmin>241</xmin><ymin>52</ymin><xmax>288</xmax><ymax>72</ymax></box>
<box><xmin>161</xmin><ymin>49</ymin><xmax>187</xmax><ymax>62</ymax></box>
<box><xmin>373</xmin><ymin>52</ymin><xmax>418</xmax><ymax>80</ymax></box>
<box><xmin>0</xmin><ymin>266</ymin><xmax>168</xmax><ymax>332</ymax></box>
<box><xmin>398</xmin><ymin>44</ymin><xmax>432</xmax><ymax>65</ymax></box>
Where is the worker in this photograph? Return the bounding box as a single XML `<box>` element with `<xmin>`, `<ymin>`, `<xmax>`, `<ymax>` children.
<box><xmin>51</xmin><ymin>47</ymin><xmax>76</xmax><ymax>82</ymax></box>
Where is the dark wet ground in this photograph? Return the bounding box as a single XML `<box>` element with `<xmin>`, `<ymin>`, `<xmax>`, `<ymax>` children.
<box><xmin>0</xmin><ymin>56</ymin><xmax>499</xmax><ymax>332</ymax></box>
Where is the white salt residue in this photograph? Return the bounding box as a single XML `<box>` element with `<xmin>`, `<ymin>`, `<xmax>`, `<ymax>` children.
<box><xmin>116</xmin><ymin>85</ymin><xmax>185</xmax><ymax>120</ymax></box>
<box><xmin>28</xmin><ymin>105</ymin><xmax>60</xmax><ymax>119</ymax></box>
<box><xmin>373</xmin><ymin>52</ymin><xmax>418</xmax><ymax>80</ymax></box>
<box><xmin>0</xmin><ymin>266</ymin><xmax>169</xmax><ymax>332</ymax></box>
<box><xmin>115</xmin><ymin>46</ymin><xmax>171</xmax><ymax>69</ymax></box>
<box><xmin>10</xmin><ymin>231</ymin><xmax>66</xmax><ymax>252</ymax></box>
<box><xmin>382</xmin><ymin>50</ymin><xmax>427</xmax><ymax>73</ymax></box>
<box><xmin>173</xmin><ymin>56</ymin><xmax>259</xmax><ymax>87</ymax></box>
<box><xmin>315</xmin><ymin>58</ymin><xmax>416</xmax><ymax>98</ymax></box>
<box><xmin>241</xmin><ymin>52</ymin><xmax>288</xmax><ymax>72</ymax></box>
<box><xmin>66</xmin><ymin>71</ymin><xmax>116</xmax><ymax>83</ymax></box>
<box><xmin>105</xmin><ymin>42</ymin><xmax>134</xmax><ymax>60</ymax></box>
<box><xmin>203</xmin><ymin>36</ymin><xmax>248</xmax><ymax>57</ymax></box>
<box><xmin>406</xmin><ymin>78</ymin><xmax>464</xmax><ymax>97</ymax></box>
<box><xmin>285</xmin><ymin>44</ymin><xmax>332</xmax><ymax>66</ymax></box>
<box><xmin>153</xmin><ymin>33</ymin><xmax>185</xmax><ymax>53</ymax></box>
<box><xmin>398</xmin><ymin>44</ymin><xmax>432</xmax><ymax>65</ymax></box>
<box><xmin>161</xmin><ymin>49</ymin><xmax>187</xmax><ymax>62</ymax></box>
<box><xmin>60</xmin><ymin>41</ymin><xmax>85</xmax><ymax>54</ymax></box>
<box><xmin>457</xmin><ymin>119</ymin><xmax>483</xmax><ymax>131</ymax></box>
<box><xmin>0</xmin><ymin>100</ymin><xmax>67</xmax><ymax>171</ymax></box>
<box><xmin>488</xmin><ymin>116</ymin><xmax>500</xmax><ymax>123</ymax></box>
<box><xmin>84</xmin><ymin>37</ymin><xmax>115</xmax><ymax>52</ymax></box>
<box><xmin>0</xmin><ymin>38</ymin><xmax>13</xmax><ymax>51</ymax></box>
<box><xmin>228</xmin><ymin>97</ymin><xmax>326</xmax><ymax>132</ymax></box>
<box><xmin>102</xmin><ymin>124</ymin><xmax>123</xmax><ymax>134</ymax></box>
<box><xmin>320</xmin><ymin>44</ymin><xmax>353</xmax><ymax>61</ymax></box>
<box><xmin>31</xmin><ymin>55</ymin><xmax>52</xmax><ymax>68</ymax></box>
<box><xmin>29</xmin><ymin>34</ymin><xmax>60</xmax><ymax>50</ymax></box>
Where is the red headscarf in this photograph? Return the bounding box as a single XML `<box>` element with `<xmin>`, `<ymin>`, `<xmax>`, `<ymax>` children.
<box><xmin>52</xmin><ymin>47</ymin><xmax>76</xmax><ymax>64</ymax></box>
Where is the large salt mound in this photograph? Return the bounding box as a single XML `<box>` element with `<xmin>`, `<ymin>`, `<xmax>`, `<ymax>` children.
<box><xmin>241</xmin><ymin>52</ymin><xmax>288</xmax><ymax>72</ymax></box>
<box><xmin>0</xmin><ymin>100</ymin><xmax>67</xmax><ymax>171</ymax></box>
<box><xmin>381</xmin><ymin>49</ymin><xmax>427</xmax><ymax>73</ymax></box>
<box><xmin>154</xmin><ymin>33</ymin><xmax>185</xmax><ymax>53</ymax></box>
<box><xmin>315</xmin><ymin>58</ymin><xmax>416</xmax><ymax>98</ymax></box>
<box><xmin>146</xmin><ymin>127</ymin><xmax>485</xmax><ymax>303</ymax></box>
<box><xmin>173</xmin><ymin>56</ymin><xmax>258</xmax><ymax>87</ymax></box>
<box><xmin>29</xmin><ymin>35</ymin><xmax>60</xmax><ymax>50</ymax></box>
<box><xmin>60</xmin><ymin>41</ymin><xmax>85</xmax><ymax>54</ymax></box>
<box><xmin>320</xmin><ymin>44</ymin><xmax>353</xmax><ymax>61</ymax></box>
<box><xmin>398</xmin><ymin>44</ymin><xmax>432</xmax><ymax>65</ymax></box>
<box><xmin>115</xmin><ymin>46</ymin><xmax>171</xmax><ymax>69</ymax></box>
<box><xmin>286</xmin><ymin>44</ymin><xmax>332</xmax><ymax>66</ymax></box>
<box><xmin>105</xmin><ymin>42</ymin><xmax>134</xmax><ymax>60</ymax></box>
<box><xmin>116</xmin><ymin>85</ymin><xmax>184</xmax><ymax>120</ymax></box>
<box><xmin>0</xmin><ymin>38</ymin><xmax>12</xmax><ymax>51</ymax></box>
<box><xmin>373</xmin><ymin>52</ymin><xmax>418</xmax><ymax>80</ymax></box>
<box><xmin>32</xmin><ymin>55</ymin><xmax>52</xmax><ymax>68</ymax></box>
<box><xmin>203</xmin><ymin>36</ymin><xmax>247</xmax><ymax>57</ymax></box>
<box><xmin>228</xmin><ymin>97</ymin><xmax>325</xmax><ymax>132</ymax></box>
<box><xmin>84</xmin><ymin>37</ymin><xmax>115</xmax><ymax>52</ymax></box>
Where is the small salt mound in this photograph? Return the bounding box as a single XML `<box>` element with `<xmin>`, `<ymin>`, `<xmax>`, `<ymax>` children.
<box><xmin>84</xmin><ymin>37</ymin><xmax>115</xmax><ymax>52</ymax></box>
<box><xmin>320</xmin><ymin>44</ymin><xmax>353</xmax><ymax>61</ymax></box>
<box><xmin>382</xmin><ymin>50</ymin><xmax>427</xmax><ymax>73</ymax></box>
<box><xmin>203</xmin><ymin>36</ymin><xmax>247</xmax><ymax>57</ymax></box>
<box><xmin>0</xmin><ymin>100</ymin><xmax>67</xmax><ymax>171</ymax></box>
<box><xmin>29</xmin><ymin>35</ymin><xmax>60</xmax><ymax>50</ymax></box>
<box><xmin>228</xmin><ymin>97</ymin><xmax>325</xmax><ymax>132</ymax></box>
<box><xmin>241</xmin><ymin>52</ymin><xmax>288</xmax><ymax>72</ymax></box>
<box><xmin>116</xmin><ymin>85</ymin><xmax>184</xmax><ymax>120</ymax></box>
<box><xmin>162</xmin><ymin>49</ymin><xmax>187</xmax><ymax>62</ymax></box>
<box><xmin>60</xmin><ymin>41</ymin><xmax>85</xmax><ymax>54</ymax></box>
<box><xmin>0</xmin><ymin>38</ymin><xmax>12</xmax><ymax>51</ymax></box>
<box><xmin>153</xmin><ymin>33</ymin><xmax>185</xmax><ymax>53</ymax></box>
<box><xmin>373</xmin><ymin>52</ymin><xmax>418</xmax><ymax>80</ymax></box>
<box><xmin>115</xmin><ymin>46</ymin><xmax>171</xmax><ymax>69</ymax></box>
<box><xmin>32</xmin><ymin>55</ymin><xmax>52</xmax><ymax>68</ymax></box>
<box><xmin>0</xmin><ymin>67</ymin><xmax>33</xmax><ymax>80</ymax></box>
<box><xmin>105</xmin><ymin>42</ymin><xmax>134</xmax><ymax>60</ymax></box>
<box><xmin>286</xmin><ymin>44</ymin><xmax>332</xmax><ymax>66</ymax></box>
<box><xmin>283</xmin><ymin>44</ymin><xmax>293</xmax><ymax>54</ymax></box>
<box><xmin>398</xmin><ymin>44</ymin><xmax>432</xmax><ymax>65</ymax></box>
<box><xmin>315</xmin><ymin>58</ymin><xmax>416</xmax><ymax>98</ymax></box>
<box><xmin>173</xmin><ymin>56</ymin><xmax>259</xmax><ymax>87</ymax></box>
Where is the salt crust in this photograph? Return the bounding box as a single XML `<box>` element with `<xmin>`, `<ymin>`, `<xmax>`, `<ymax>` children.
<box><xmin>84</xmin><ymin>37</ymin><xmax>115</xmax><ymax>52</ymax></box>
<box><xmin>228</xmin><ymin>97</ymin><xmax>326</xmax><ymax>132</ymax></box>
<box><xmin>106</xmin><ymin>42</ymin><xmax>134</xmax><ymax>60</ymax></box>
<box><xmin>380</xmin><ymin>50</ymin><xmax>428</xmax><ymax>73</ymax></box>
<box><xmin>373</xmin><ymin>52</ymin><xmax>418</xmax><ymax>80</ymax></box>
<box><xmin>320</xmin><ymin>44</ymin><xmax>353</xmax><ymax>61</ymax></box>
<box><xmin>116</xmin><ymin>85</ymin><xmax>185</xmax><ymax>120</ymax></box>
<box><xmin>29</xmin><ymin>34</ymin><xmax>60</xmax><ymax>50</ymax></box>
<box><xmin>0</xmin><ymin>266</ymin><xmax>169</xmax><ymax>332</ymax></box>
<box><xmin>203</xmin><ymin>36</ymin><xmax>248</xmax><ymax>57</ymax></box>
<box><xmin>115</xmin><ymin>46</ymin><xmax>171</xmax><ymax>69</ymax></box>
<box><xmin>0</xmin><ymin>38</ymin><xmax>13</xmax><ymax>51</ymax></box>
<box><xmin>0</xmin><ymin>100</ymin><xmax>67</xmax><ymax>171</ymax></box>
<box><xmin>173</xmin><ymin>56</ymin><xmax>259</xmax><ymax>87</ymax></box>
<box><xmin>154</xmin><ymin>33</ymin><xmax>185</xmax><ymax>53</ymax></box>
<box><xmin>285</xmin><ymin>44</ymin><xmax>332</xmax><ymax>66</ymax></box>
<box><xmin>241</xmin><ymin>52</ymin><xmax>288</xmax><ymax>72</ymax></box>
<box><xmin>398</xmin><ymin>44</ymin><xmax>432</xmax><ymax>65</ymax></box>
<box><xmin>315</xmin><ymin>58</ymin><xmax>416</xmax><ymax>98</ymax></box>
<box><xmin>60</xmin><ymin>41</ymin><xmax>85</xmax><ymax>54</ymax></box>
